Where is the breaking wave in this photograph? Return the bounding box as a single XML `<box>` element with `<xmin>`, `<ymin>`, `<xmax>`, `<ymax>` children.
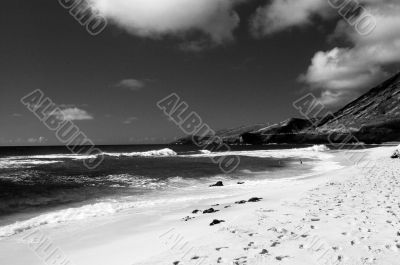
<box><xmin>181</xmin><ymin>145</ymin><xmax>331</xmax><ymax>159</ymax></box>
<box><xmin>301</xmin><ymin>145</ymin><xmax>330</xmax><ymax>152</ymax></box>
<box><xmin>0</xmin><ymin>159</ymin><xmax>62</xmax><ymax>169</ymax></box>
<box><xmin>102</xmin><ymin>148</ymin><xmax>177</xmax><ymax>157</ymax></box>
<box><xmin>0</xmin><ymin>193</ymin><xmax>228</xmax><ymax>238</ymax></box>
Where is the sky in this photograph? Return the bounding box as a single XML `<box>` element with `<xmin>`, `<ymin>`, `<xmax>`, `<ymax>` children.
<box><xmin>1</xmin><ymin>0</ymin><xmax>399</xmax><ymax>146</ymax></box>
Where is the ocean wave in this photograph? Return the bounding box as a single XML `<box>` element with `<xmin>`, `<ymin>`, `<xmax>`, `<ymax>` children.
<box><xmin>301</xmin><ymin>145</ymin><xmax>330</xmax><ymax>152</ymax></box>
<box><xmin>104</xmin><ymin>174</ymin><xmax>169</xmax><ymax>189</ymax></box>
<box><xmin>29</xmin><ymin>154</ymin><xmax>97</xmax><ymax>160</ymax></box>
<box><xmin>0</xmin><ymin>193</ymin><xmax>229</xmax><ymax>238</ymax></box>
<box><xmin>3</xmin><ymin>148</ymin><xmax>178</xmax><ymax>163</ymax></box>
<box><xmin>180</xmin><ymin>145</ymin><xmax>331</xmax><ymax>159</ymax></box>
<box><xmin>0</xmin><ymin>201</ymin><xmax>132</xmax><ymax>238</ymax></box>
<box><xmin>102</xmin><ymin>148</ymin><xmax>177</xmax><ymax>157</ymax></box>
<box><xmin>0</xmin><ymin>159</ymin><xmax>62</xmax><ymax>169</ymax></box>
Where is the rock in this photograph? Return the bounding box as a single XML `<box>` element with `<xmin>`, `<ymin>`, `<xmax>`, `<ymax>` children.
<box><xmin>192</xmin><ymin>209</ymin><xmax>200</xmax><ymax>214</ymax></box>
<box><xmin>203</xmin><ymin>208</ymin><xmax>219</xmax><ymax>214</ymax></box>
<box><xmin>248</xmin><ymin>197</ymin><xmax>262</xmax><ymax>202</ymax></box>
<box><xmin>210</xmin><ymin>181</ymin><xmax>224</xmax><ymax>187</ymax></box>
<box><xmin>260</xmin><ymin>249</ymin><xmax>268</xmax><ymax>254</ymax></box>
<box><xmin>275</xmin><ymin>256</ymin><xmax>289</xmax><ymax>261</ymax></box>
<box><xmin>391</xmin><ymin>149</ymin><xmax>400</xmax><ymax>158</ymax></box>
<box><xmin>237</xmin><ymin>182</ymin><xmax>245</xmax><ymax>184</ymax></box>
<box><xmin>210</xmin><ymin>219</ymin><xmax>225</xmax><ymax>226</ymax></box>
<box><xmin>271</xmin><ymin>241</ymin><xmax>280</xmax><ymax>247</ymax></box>
<box><xmin>235</xmin><ymin>200</ymin><xmax>247</xmax><ymax>204</ymax></box>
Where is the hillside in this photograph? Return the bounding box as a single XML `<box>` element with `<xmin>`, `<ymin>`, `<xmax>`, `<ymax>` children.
<box><xmin>173</xmin><ymin>72</ymin><xmax>400</xmax><ymax>145</ymax></box>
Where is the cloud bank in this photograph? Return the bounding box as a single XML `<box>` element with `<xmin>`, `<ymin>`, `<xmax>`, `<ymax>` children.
<box><xmin>250</xmin><ymin>0</ymin><xmax>330</xmax><ymax>36</ymax></box>
<box><xmin>87</xmin><ymin>0</ymin><xmax>400</xmax><ymax>105</ymax></box>
<box><xmin>250</xmin><ymin>0</ymin><xmax>400</xmax><ymax>105</ymax></box>
<box><xmin>87</xmin><ymin>0</ymin><xmax>242</xmax><ymax>44</ymax></box>
<box><xmin>301</xmin><ymin>0</ymin><xmax>400</xmax><ymax>105</ymax></box>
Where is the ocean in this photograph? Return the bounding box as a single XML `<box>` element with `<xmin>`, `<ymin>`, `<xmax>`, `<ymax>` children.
<box><xmin>0</xmin><ymin>144</ymin><xmax>338</xmax><ymax>238</ymax></box>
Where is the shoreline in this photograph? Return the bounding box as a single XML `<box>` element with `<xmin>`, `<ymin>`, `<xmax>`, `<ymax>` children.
<box><xmin>1</xmin><ymin>146</ymin><xmax>399</xmax><ymax>264</ymax></box>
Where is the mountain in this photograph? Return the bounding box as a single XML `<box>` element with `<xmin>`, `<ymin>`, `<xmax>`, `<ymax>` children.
<box><xmin>173</xmin><ymin>72</ymin><xmax>400</xmax><ymax>145</ymax></box>
<box><xmin>241</xmin><ymin>118</ymin><xmax>316</xmax><ymax>144</ymax></box>
<box><xmin>174</xmin><ymin>123</ymin><xmax>271</xmax><ymax>145</ymax></box>
<box><xmin>317</xmin><ymin>72</ymin><xmax>400</xmax><ymax>143</ymax></box>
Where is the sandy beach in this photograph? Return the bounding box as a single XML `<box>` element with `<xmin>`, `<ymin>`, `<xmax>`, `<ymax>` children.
<box><xmin>1</xmin><ymin>146</ymin><xmax>399</xmax><ymax>265</ymax></box>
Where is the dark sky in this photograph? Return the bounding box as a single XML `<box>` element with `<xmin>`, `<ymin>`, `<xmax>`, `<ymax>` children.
<box><xmin>0</xmin><ymin>0</ymin><xmax>391</xmax><ymax>146</ymax></box>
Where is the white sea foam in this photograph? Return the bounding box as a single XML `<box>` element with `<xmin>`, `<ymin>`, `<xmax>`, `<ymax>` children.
<box><xmin>0</xmin><ymin>193</ymin><xmax>228</xmax><ymax>238</ymax></box>
<box><xmin>30</xmin><ymin>154</ymin><xmax>96</xmax><ymax>159</ymax></box>
<box><xmin>105</xmin><ymin>174</ymin><xmax>169</xmax><ymax>189</ymax></box>
<box><xmin>5</xmin><ymin>148</ymin><xmax>177</xmax><ymax>162</ymax></box>
<box><xmin>181</xmin><ymin>145</ymin><xmax>332</xmax><ymax>159</ymax></box>
<box><xmin>103</xmin><ymin>148</ymin><xmax>177</xmax><ymax>157</ymax></box>
<box><xmin>0</xmin><ymin>201</ymin><xmax>131</xmax><ymax>238</ymax></box>
<box><xmin>0</xmin><ymin>159</ymin><xmax>62</xmax><ymax>169</ymax></box>
<box><xmin>302</xmin><ymin>144</ymin><xmax>330</xmax><ymax>152</ymax></box>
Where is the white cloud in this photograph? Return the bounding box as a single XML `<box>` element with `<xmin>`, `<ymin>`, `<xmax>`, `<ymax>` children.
<box><xmin>250</xmin><ymin>0</ymin><xmax>330</xmax><ymax>36</ymax></box>
<box><xmin>115</xmin><ymin>79</ymin><xmax>145</xmax><ymax>91</ymax></box>
<box><xmin>247</xmin><ymin>0</ymin><xmax>400</xmax><ymax>105</ymax></box>
<box><xmin>300</xmin><ymin>1</ymin><xmax>400</xmax><ymax>105</ymax></box>
<box><xmin>300</xmin><ymin>47</ymin><xmax>389</xmax><ymax>91</ymax></box>
<box><xmin>123</xmin><ymin>116</ymin><xmax>138</xmax><ymax>124</ymax></box>
<box><xmin>87</xmin><ymin>0</ymin><xmax>242</xmax><ymax>44</ymax></box>
<box><xmin>51</xmin><ymin>107</ymin><xmax>94</xmax><ymax>121</ymax></box>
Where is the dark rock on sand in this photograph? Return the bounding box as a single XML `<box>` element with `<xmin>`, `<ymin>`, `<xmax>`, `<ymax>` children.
<box><xmin>210</xmin><ymin>181</ymin><xmax>224</xmax><ymax>187</ymax></box>
<box><xmin>210</xmin><ymin>219</ymin><xmax>225</xmax><ymax>226</ymax></box>
<box><xmin>235</xmin><ymin>200</ymin><xmax>247</xmax><ymax>204</ymax></box>
<box><xmin>248</xmin><ymin>197</ymin><xmax>262</xmax><ymax>202</ymax></box>
<box><xmin>237</xmin><ymin>182</ymin><xmax>245</xmax><ymax>184</ymax></box>
<box><xmin>271</xmin><ymin>241</ymin><xmax>280</xmax><ymax>247</ymax></box>
<box><xmin>192</xmin><ymin>209</ymin><xmax>200</xmax><ymax>214</ymax></box>
<box><xmin>203</xmin><ymin>208</ymin><xmax>219</xmax><ymax>214</ymax></box>
<box><xmin>275</xmin><ymin>255</ymin><xmax>289</xmax><ymax>261</ymax></box>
